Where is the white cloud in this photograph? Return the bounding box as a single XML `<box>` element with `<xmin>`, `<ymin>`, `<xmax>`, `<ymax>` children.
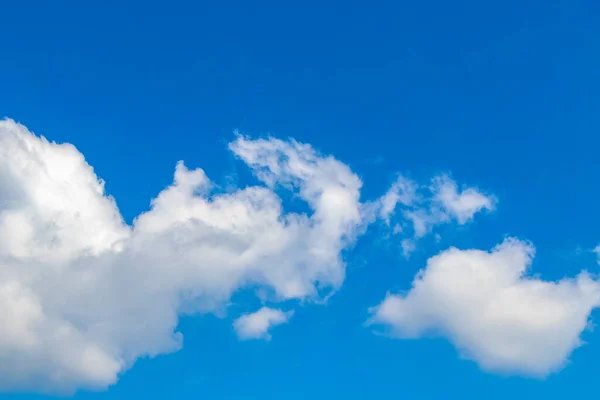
<box><xmin>400</xmin><ymin>239</ymin><xmax>416</xmax><ymax>258</ymax></box>
<box><xmin>369</xmin><ymin>173</ymin><xmax>495</xmax><ymax>256</ymax></box>
<box><xmin>233</xmin><ymin>307</ymin><xmax>293</xmax><ymax>340</ymax></box>
<box><xmin>431</xmin><ymin>174</ymin><xmax>495</xmax><ymax>224</ymax></box>
<box><xmin>369</xmin><ymin>238</ymin><xmax>600</xmax><ymax>377</ymax></box>
<box><xmin>377</xmin><ymin>175</ymin><xmax>417</xmax><ymax>223</ymax></box>
<box><xmin>0</xmin><ymin>119</ymin><xmax>365</xmax><ymax>393</ymax></box>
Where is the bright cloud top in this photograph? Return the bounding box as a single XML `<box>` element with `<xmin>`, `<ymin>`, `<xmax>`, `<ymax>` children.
<box><xmin>369</xmin><ymin>238</ymin><xmax>600</xmax><ymax>377</ymax></box>
<box><xmin>0</xmin><ymin>119</ymin><xmax>364</xmax><ymax>393</ymax></box>
<box><xmin>233</xmin><ymin>307</ymin><xmax>293</xmax><ymax>340</ymax></box>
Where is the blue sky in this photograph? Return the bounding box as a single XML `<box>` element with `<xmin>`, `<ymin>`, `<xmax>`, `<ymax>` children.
<box><xmin>1</xmin><ymin>0</ymin><xmax>600</xmax><ymax>398</ymax></box>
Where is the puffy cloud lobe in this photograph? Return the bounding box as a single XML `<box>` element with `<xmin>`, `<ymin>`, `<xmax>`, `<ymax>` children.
<box><xmin>369</xmin><ymin>239</ymin><xmax>600</xmax><ymax>377</ymax></box>
<box><xmin>233</xmin><ymin>307</ymin><xmax>293</xmax><ymax>340</ymax></box>
<box><xmin>0</xmin><ymin>125</ymin><xmax>129</xmax><ymax>262</ymax></box>
<box><xmin>0</xmin><ymin>120</ymin><xmax>364</xmax><ymax>393</ymax></box>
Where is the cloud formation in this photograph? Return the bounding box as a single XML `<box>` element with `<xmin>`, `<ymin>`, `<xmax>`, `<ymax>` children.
<box><xmin>368</xmin><ymin>173</ymin><xmax>495</xmax><ymax>256</ymax></box>
<box><xmin>369</xmin><ymin>238</ymin><xmax>600</xmax><ymax>377</ymax></box>
<box><xmin>0</xmin><ymin>117</ymin><xmax>551</xmax><ymax>394</ymax></box>
<box><xmin>233</xmin><ymin>307</ymin><xmax>293</xmax><ymax>340</ymax></box>
<box><xmin>0</xmin><ymin>119</ymin><xmax>364</xmax><ymax>393</ymax></box>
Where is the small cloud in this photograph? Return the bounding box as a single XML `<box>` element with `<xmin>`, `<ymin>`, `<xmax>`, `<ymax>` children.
<box><xmin>233</xmin><ymin>307</ymin><xmax>294</xmax><ymax>341</ymax></box>
<box><xmin>378</xmin><ymin>175</ymin><xmax>418</xmax><ymax>223</ymax></box>
<box><xmin>400</xmin><ymin>239</ymin><xmax>416</xmax><ymax>258</ymax></box>
<box><xmin>431</xmin><ymin>174</ymin><xmax>496</xmax><ymax>224</ymax></box>
<box><xmin>368</xmin><ymin>173</ymin><xmax>496</xmax><ymax>254</ymax></box>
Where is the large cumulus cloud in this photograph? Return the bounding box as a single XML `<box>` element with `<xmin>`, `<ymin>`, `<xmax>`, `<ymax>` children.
<box><xmin>0</xmin><ymin>119</ymin><xmax>363</xmax><ymax>393</ymax></box>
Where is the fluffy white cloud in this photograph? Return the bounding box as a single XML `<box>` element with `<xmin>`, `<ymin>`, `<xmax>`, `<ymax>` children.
<box><xmin>233</xmin><ymin>307</ymin><xmax>293</xmax><ymax>340</ymax></box>
<box><xmin>0</xmin><ymin>119</ymin><xmax>364</xmax><ymax>393</ymax></box>
<box><xmin>370</xmin><ymin>173</ymin><xmax>495</xmax><ymax>256</ymax></box>
<box><xmin>432</xmin><ymin>174</ymin><xmax>495</xmax><ymax>224</ymax></box>
<box><xmin>369</xmin><ymin>238</ymin><xmax>600</xmax><ymax>377</ymax></box>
